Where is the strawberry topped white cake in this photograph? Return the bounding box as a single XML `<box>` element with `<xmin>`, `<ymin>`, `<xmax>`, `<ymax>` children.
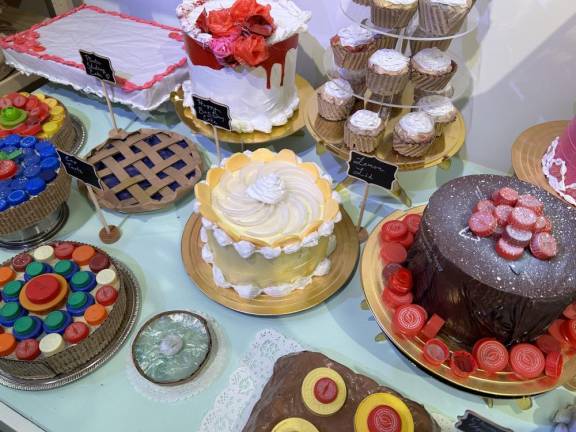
<box><xmin>177</xmin><ymin>0</ymin><xmax>311</xmax><ymax>133</ymax></box>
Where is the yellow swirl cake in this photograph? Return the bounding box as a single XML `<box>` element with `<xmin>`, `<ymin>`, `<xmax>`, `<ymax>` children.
<box><xmin>194</xmin><ymin>149</ymin><xmax>342</xmax><ymax>299</ymax></box>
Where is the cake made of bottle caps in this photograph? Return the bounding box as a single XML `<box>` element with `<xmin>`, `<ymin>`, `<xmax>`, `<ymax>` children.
<box><xmin>0</xmin><ymin>135</ymin><xmax>71</xmax><ymax>237</ymax></box>
<box><xmin>0</xmin><ymin>241</ymin><xmax>127</xmax><ymax>379</ymax></box>
<box><xmin>0</xmin><ymin>92</ymin><xmax>76</xmax><ymax>153</ymax></box>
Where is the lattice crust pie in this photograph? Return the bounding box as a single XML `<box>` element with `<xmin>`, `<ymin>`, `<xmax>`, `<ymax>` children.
<box><xmin>194</xmin><ymin>149</ymin><xmax>342</xmax><ymax>299</ymax></box>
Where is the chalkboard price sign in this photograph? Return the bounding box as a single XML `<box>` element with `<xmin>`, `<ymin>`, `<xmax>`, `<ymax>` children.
<box><xmin>192</xmin><ymin>95</ymin><xmax>232</xmax><ymax>131</ymax></box>
<box><xmin>57</xmin><ymin>151</ymin><xmax>102</xmax><ymax>190</ymax></box>
<box><xmin>456</xmin><ymin>411</ymin><xmax>513</xmax><ymax>432</ymax></box>
<box><xmin>347</xmin><ymin>151</ymin><xmax>398</xmax><ymax>190</ymax></box>
<box><xmin>79</xmin><ymin>50</ymin><xmax>116</xmax><ymax>84</ymax></box>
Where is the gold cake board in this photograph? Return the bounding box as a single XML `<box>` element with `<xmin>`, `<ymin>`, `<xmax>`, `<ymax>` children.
<box><xmin>181</xmin><ymin>208</ymin><xmax>359</xmax><ymax>316</ymax></box>
<box><xmin>511</xmin><ymin>120</ymin><xmax>572</xmax><ymax>206</ymax></box>
<box><xmin>171</xmin><ymin>75</ymin><xmax>314</xmax><ymax>145</ymax></box>
<box><xmin>305</xmin><ymin>86</ymin><xmax>466</xmax><ymax>171</ymax></box>
<box><xmin>360</xmin><ymin>206</ymin><xmax>576</xmax><ymax>398</ymax></box>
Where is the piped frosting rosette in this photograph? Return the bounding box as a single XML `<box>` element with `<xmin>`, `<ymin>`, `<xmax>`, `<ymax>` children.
<box><xmin>194</xmin><ymin>148</ymin><xmax>342</xmax><ymax>298</ymax></box>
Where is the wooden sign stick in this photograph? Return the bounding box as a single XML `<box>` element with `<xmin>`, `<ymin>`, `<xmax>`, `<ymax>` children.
<box><xmin>356</xmin><ymin>182</ymin><xmax>370</xmax><ymax>242</ymax></box>
<box><xmin>213</xmin><ymin>125</ymin><xmax>222</xmax><ymax>164</ymax></box>
<box><xmin>100</xmin><ymin>80</ymin><xmax>119</xmax><ymax>133</ymax></box>
<box><xmin>87</xmin><ymin>186</ymin><xmax>110</xmax><ymax>234</ymax></box>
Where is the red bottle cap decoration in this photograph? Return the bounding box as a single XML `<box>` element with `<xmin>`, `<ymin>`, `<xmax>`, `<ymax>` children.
<box><xmin>95</xmin><ymin>285</ymin><xmax>118</xmax><ymax>306</ymax></box>
<box><xmin>392</xmin><ymin>304</ymin><xmax>427</xmax><ymax>337</ymax></box>
<box><xmin>509</xmin><ymin>343</ymin><xmax>545</xmax><ymax>379</ymax></box>
<box><xmin>367</xmin><ymin>405</ymin><xmax>401</xmax><ymax>432</ymax></box>
<box><xmin>0</xmin><ymin>160</ymin><xmax>17</xmax><ymax>180</ymax></box>
<box><xmin>11</xmin><ymin>253</ymin><xmax>33</xmax><ymax>272</ymax></box>
<box><xmin>380</xmin><ymin>220</ymin><xmax>408</xmax><ymax>242</ymax></box>
<box><xmin>313</xmin><ymin>377</ymin><xmax>338</xmax><ymax>404</ymax></box>
<box><xmin>423</xmin><ymin>338</ymin><xmax>449</xmax><ymax>366</ymax></box>
<box><xmin>535</xmin><ymin>334</ymin><xmax>561</xmax><ymax>354</ymax></box>
<box><xmin>15</xmin><ymin>339</ymin><xmax>40</xmax><ymax>361</ymax></box>
<box><xmin>25</xmin><ymin>274</ymin><xmax>60</xmax><ymax>304</ymax></box>
<box><xmin>380</xmin><ymin>242</ymin><xmax>408</xmax><ymax>264</ymax></box>
<box><xmin>63</xmin><ymin>322</ymin><xmax>90</xmax><ymax>344</ymax></box>
<box><xmin>54</xmin><ymin>242</ymin><xmax>76</xmax><ymax>260</ymax></box>
<box><xmin>450</xmin><ymin>351</ymin><xmax>477</xmax><ymax>379</ymax></box>
<box><xmin>387</xmin><ymin>268</ymin><xmax>413</xmax><ymax>295</ymax></box>
<box><xmin>420</xmin><ymin>314</ymin><xmax>445</xmax><ymax>340</ymax></box>
<box><xmin>474</xmin><ymin>340</ymin><xmax>509</xmax><ymax>374</ymax></box>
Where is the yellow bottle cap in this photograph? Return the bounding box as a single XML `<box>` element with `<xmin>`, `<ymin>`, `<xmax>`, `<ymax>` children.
<box><xmin>19</xmin><ymin>92</ymin><xmax>30</xmax><ymax>97</ymax></box>
<box><xmin>34</xmin><ymin>93</ymin><xmax>46</xmax><ymax>100</ymax></box>
<box><xmin>50</xmin><ymin>106</ymin><xmax>64</xmax><ymax>116</ymax></box>
<box><xmin>42</xmin><ymin>121</ymin><xmax>60</xmax><ymax>137</ymax></box>
<box><xmin>45</xmin><ymin>98</ymin><xmax>58</xmax><ymax>108</ymax></box>
<box><xmin>272</xmin><ymin>418</ymin><xmax>319</xmax><ymax>432</ymax></box>
<box><xmin>354</xmin><ymin>393</ymin><xmax>414</xmax><ymax>432</ymax></box>
<box><xmin>50</xmin><ymin>114</ymin><xmax>65</xmax><ymax>124</ymax></box>
<box><xmin>37</xmin><ymin>133</ymin><xmax>47</xmax><ymax>139</ymax></box>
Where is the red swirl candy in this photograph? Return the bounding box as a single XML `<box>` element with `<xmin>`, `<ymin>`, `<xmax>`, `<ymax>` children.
<box><xmin>420</xmin><ymin>314</ymin><xmax>445</xmax><ymax>340</ymax></box>
<box><xmin>534</xmin><ymin>216</ymin><xmax>552</xmax><ymax>233</ymax></box>
<box><xmin>517</xmin><ymin>194</ymin><xmax>544</xmax><ymax>216</ymax></box>
<box><xmin>450</xmin><ymin>351</ymin><xmax>477</xmax><ymax>378</ymax></box>
<box><xmin>509</xmin><ymin>344</ymin><xmax>545</xmax><ymax>379</ymax></box>
<box><xmin>474</xmin><ymin>340</ymin><xmax>509</xmax><ymax>374</ymax></box>
<box><xmin>473</xmin><ymin>200</ymin><xmax>496</xmax><ymax>214</ymax></box>
<box><xmin>468</xmin><ymin>211</ymin><xmax>497</xmax><ymax>237</ymax></box>
<box><xmin>423</xmin><ymin>338</ymin><xmax>449</xmax><ymax>366</ymax></box>
<box><xmin>509</xmin><ymin>207</ymin><xmax>537</xmax><ymax>231</ymax></box>
<box><xmin>535</xmin><ymin>334</ymin><xmax>561</xmax><ymax>354</ymax></box>
<box><xmin>403</xmin><ymin>214</ymin><xmax>421</xmax><ymax>234</ymax></box>
<box><xmin>382</xmin><ymin>288</ymin><xmax>413</xmax><ymax>309</ymax></box>
<box><xmin>545</xmin><ymin>351</ymin><xmax>563</xmax><ymax>378</ymax></box>
<box><xmin>388</xmin><ymin>268</ymin><xmax>413</xmax><ymax>295</ymax></box>
<box><xmin>494</xmin><ymin>204</ymin><xmax>513</xmax><ymax>227</ymax></box>
<box><xmin>380</xmin><ymin>221</ymin><xmax>408</xmax><ymax>242</ymax></box>
<box><xmin>392</xmin><ymin>304</ymin><xmax>427</xmax><ymax>337</ymax></box>
<box><xmin>367</xmin><ymin>405</ymin><xmax>401</xmax><ymax>432</ymax></box>
<box><xmin>472</xmin><ymin>338</ymin><xmax>495</xmax><ymax>359</ymax></box>
<box><xmin>503</xmin><ymin>225</ymin><xmax>533</xmax><ymax>248</ymax></box>
<box><xmin>382</xmin><ymin>263</ymin><xmax>402</xmax><ymax>283</ymax></box>
<box><xmin>530</xmin><ymin>232</ymin><xmax>558</xmax><ymax>260</ymax></box>
<box><xmin>495</xmin><ymin>238</ymin><xmax>524</xmax><ymax>261</ymax></box>
<box><xmin>380</xmin><ymin>242</ymin><xmax>408</xmax><ymax>264</ymax></box>
<box><xmin>492</xmin><ymin>187</ymin><xmax>518</xmax><ymax>206</ymax></box>
<box><xmin>313</xmin><ymin>377</ymin><xmax>338</xmax><ymax>404</ymax></box>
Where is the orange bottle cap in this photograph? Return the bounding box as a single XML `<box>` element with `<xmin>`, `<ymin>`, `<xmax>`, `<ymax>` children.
<box><xmin>0</xmin><ymin>266</ymin><xmax>15</xmax><ymax>286</ymax></box>
<box><xmin>0</xmin><ymin>333</ymin><xmax>16</xmax><ymax>356</ymax></box>
<box><xmin>72</xmin><ymin>245</ymin><xmax>96</xmax><ymax>266</ymax></box>
<box><xmin>84</xmin><ymin>304</ymin><xmax>108</xmax><ymax>326</ymax></box>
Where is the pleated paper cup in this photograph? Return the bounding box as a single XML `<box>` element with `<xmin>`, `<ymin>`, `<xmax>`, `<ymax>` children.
<box><xmin>392</xmin><ymin>134</ymin><xmax>434</xmax><ymax>157</ymax></box>
<box><xmin>332</xmin><ymin>41</ymin><xmax>377</xmax><ymax>70</ymax></box>
<box><xmin>409</xmin><ymin>27</ymin><xmax>452</xmax><ymax>54</ymax></box>
<box><xmin>410</xmin><ymin>60</ymin><xmax>457</xmax><ymax>91</ymax></box>
<box><xmin>344</xmin><ymin>124</ymin><xmax>382</xmax><ymax>153</ymax></box>
<box><xmin>418</xmin><ymin>0</ymin><xmax>471</xmax><ymax>36</ymax></box>
<box><xmin>433</xmin><ymin>117</ymin><xmax>456</xmax><ymax>137</ymax></box>
<box><xmin>375</xmin><ymin>33</ymin><xmax>399</xmax><ymax>50</ymax></box>
<box><xmin>371</xmin><ymin>1</ymin><xmax>417</xmax><ymax>28</ymax></box>
<box><xmin>366</xmin><ymin>68</ymin><xmax>409</xmax><ymax>96</ymax></box>
<box><xmin>314</xmin><ymin>116</ymin><xmax>346</xmax><ymax>141</ymax></box>
<box><xmin>353</xmin><ymin>0</ymin><xmax>372</xmax><ymax>5</ymax></box>
<box><xmin>317</xmin><ymin>93</ymin><xmax>355</xmax><ymax>121</ymax></box>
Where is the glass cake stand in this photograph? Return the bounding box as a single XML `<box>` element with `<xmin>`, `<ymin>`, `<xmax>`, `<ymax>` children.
<box><xmin>360</xmin><ymin>206</ymin><xmax>576</xmax><ymax>403</ymax></box>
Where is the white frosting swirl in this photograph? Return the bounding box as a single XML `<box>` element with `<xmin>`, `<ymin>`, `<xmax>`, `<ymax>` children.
<box><xmin>323</xmin><ymin>79</ymin><xmax>353</xmax><ymax>99</ymax></box>
<box><xmin>246</xmin><ymin>173</ymin><xmax>287</xmax><ymax>205</ymax></box>
<box><xmin>398</xmin><ymin>112</ymin><xmax>435</xmax><ymax>134</ymax></box>
<box><xmin>350</xmin><ymin>110</ymin><xmax>382</xmax><ymax>131</ymax></box>
<box><xmin>416</xmin><ymin>95</ymin><xmax>456</xmax><ymax>122</ymax></box>
<box><xmin>412</xmin><ymin>48</ymin><xmax>453</xmax><ymax>74</ymax></box>
<box><xmin>369</xmin><ymin>49</ymin><xmax>409</xmax><ymax>73</ymax></box>
<box><xmin>233</xmin><ymin>240</ymin><xmax>256</xmax><ymax>259</ymax></box>
<box><xmin>337</xmin><ymin>25</ymin><xmax>375</xmax><ymax>48</ymax></box>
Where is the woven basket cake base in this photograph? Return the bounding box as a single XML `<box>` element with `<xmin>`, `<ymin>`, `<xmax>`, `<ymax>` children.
<box><xmin>0</xmin><ymin>169</ymin><xmax>71</xmax><ymax>235</ymax></box>
<box><xmin>0</xmin><ymin>242</ymin><xmax>141</xmax><ymax>386</ymax></box>
<box><xmin>84</xmin><ymin>128</ymin><xmax>203</xmax><ymax>213</ymax></box>
<box><xmin>51</xmin><ymin>103</ymin><xmax>77</xmax><ymax>154</ymax></box>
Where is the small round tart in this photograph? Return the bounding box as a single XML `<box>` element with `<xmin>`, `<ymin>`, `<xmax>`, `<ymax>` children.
<box><xmin>272</xmin><ymin>418</ymin><xmax>319</xmax><ymax>432</ymax></box>
<box><xmin>301</xmin><ymin>367</ymin><xmax>347</xmax><ymax>416</ymax></box>
<box><xmin>354</xmin><ymin>393</ymin><xmax>414</xmax><ymax>432</ymax></box>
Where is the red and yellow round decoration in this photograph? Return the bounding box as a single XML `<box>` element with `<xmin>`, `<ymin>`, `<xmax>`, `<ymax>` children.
<box><xmin>354</xmin><ymin>393</ymin><xmax>414</xmax><ymax>432</ymax></box>
<box><xmin>301</xmin><ymin>367</ymin><xmax>347</xmax><ymax>416</ymax></box>
<box><xmin>272</xmin><ymin>418</ymin><xmax>319</xmax><ymax>432</ymax></box>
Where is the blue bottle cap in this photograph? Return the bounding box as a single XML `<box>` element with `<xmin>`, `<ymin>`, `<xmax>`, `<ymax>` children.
<box><xmin>0</xmin><ymin>199</ymin><xmax>8</xmax><ymax>211</ymax></box>
<box><xmin>22</xmin><ymin>154</ymin><xmax>40</xmax><ymax>167</ymax></box>
<box><xmin>40</xmin><ymin>170</ymin><xmax>57</xmax><ymax>184</ymax></box>
<box><xmin>25</xmin><ymin>177</ymin><xmax>45</xmax><ymax>195</ymax></box>
<box><xmin>7</xmin><ymin>190</ymin><xmax>28</xmax><ymax>206</ymax></box>
<box><xmin>20</xmin><ymin>136</ymin><xmax>37</xmax><ymax>148</ymax></box>
<box><xmin>40</xmin><ymin>157</ymin><xmax>59</xmax><ymax>172</ymax></box>
<box><xmin>38</xmin><ymin>146</ymin><xmax>56</xmax><ymax>158</ymax></box>
<box><xmin>10</xmin><ymin>177</ymin><xmax>27</xmax><ymax>191</ymax></box>
<box><xmin>2</xmin><ymin>146</ymin><xmax>17</xmax><ymax>155</ymax></box>
<box><xmin>4</xmin><ymin>135</ymin><xmax>21</xmax><ymax>146</ymax></box>
<box><xmin>23</xmin><ymin>165</ymin><xmax>41</xmax><ymax>178</ymax></box>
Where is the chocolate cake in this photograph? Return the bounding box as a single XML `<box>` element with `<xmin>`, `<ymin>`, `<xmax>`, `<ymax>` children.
<box><xmin>242</xmin><ymin>351</ymin><xmax>439</xmax><ymax>431</ymax></box>
<box><xmin>408</xmin><ymin>175</ymin><xmax>576</xmax><ymax>348</ymax></box>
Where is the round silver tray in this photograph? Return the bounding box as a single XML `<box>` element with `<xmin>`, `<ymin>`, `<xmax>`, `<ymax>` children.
<box><xmin>69</xmin><ymin>114</ymin><xmax>87</xmax><ymax>155</ymax></box>
<box><xmin>0</xmin><ymin>258</ymin><xmax>141</xmax><ymax>390</ymax></box>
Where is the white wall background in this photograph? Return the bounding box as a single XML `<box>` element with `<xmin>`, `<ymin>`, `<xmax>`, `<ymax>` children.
<box><xmin>86</xmin><ymin>0</ymin><xmax>576</xmax><ymax>173</ymax></box>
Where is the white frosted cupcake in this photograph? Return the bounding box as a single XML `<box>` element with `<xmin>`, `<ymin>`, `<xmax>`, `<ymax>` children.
<box><xmin>393</xmin><ymin>111</ymin><xmax>435</xmax><ymax>157</ymax></box>
<box><xmin>344</xmin><ymin>109</ymin><xmax>385</xmax><ymax>153</ymax></box>
<box><xmin>331</xmin><ymin>25</ymin><xmax>377</xmax><ymax>70</ymax></box>
<box><xmin>410</xmin><ymin>47</ymin><xmax>456</xmax><ymax>91</ymax></box>
<box><xmin>317</xmin><ymin>79</ymin><xmax>356</xmax><ymax>121</ymax></box>
<box><xmin>416</xmin><ymin>95</ymin><xmax>457</xmax><ymax>136</ymax></box>
<box><xmin>337</xmin><ymin>66</ymin><xmax>367</xmax><ymax>94</ymax></box>
<box><xmin>371</xmin><ymin>0</ymin><xmax>418</xmax><ymax>29</ymax></box>
<box><xmin>418</xmin><ymin>0</ymin><xmax>472</xmax><ymax>36</ymax></box>
<box><xmin>366</xmin><ymin>49</ymin><xmax>410</xmax><ymax>96</ymax></box>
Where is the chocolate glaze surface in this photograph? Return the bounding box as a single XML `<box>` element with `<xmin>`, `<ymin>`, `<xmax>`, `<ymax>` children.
<box><xmin>242</xmin><ymin>351</ymin><xmax>438</xmax><ymax>431</ymax></box>
<box><xmin>408</xmin><ymin>175</ymin><xmax>576</xmax><ymax>348</ymax></box>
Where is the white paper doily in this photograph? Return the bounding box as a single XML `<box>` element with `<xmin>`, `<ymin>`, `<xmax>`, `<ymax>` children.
<box><xmin>199</xmin><ymin>328</ymin><xmax>454</xmax><ymax>431</ymax></box>
<box><xmin>126</xmin><ymin>310</ymin><xmax>227</xmax><ymax>403</ymax></box>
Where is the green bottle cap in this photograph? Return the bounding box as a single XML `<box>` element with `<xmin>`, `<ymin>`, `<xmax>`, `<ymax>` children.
<box><xmin>44</xmin><ymin>311</ymin><xmax>65</xmax><ymax>330</ymax></box>
<box><xmin>68</xmin><ymin>292</ymin><xmax>87</xmax><ymax>309</ymax></box>
<box><xmin>0</xmin><ymin>107</ymin><xmax>27</xmax><ymax>128</ymax></box>
<box><xmin>54</xmin><ymin>260</ymin><xmax>73</xmax><ymax>277</ymax></box>
<box><xmin>13</xmin><ymin>316</ymin><xmax>34</xmax><ymax>335</ymax></box>
<box><xmin>71</xmin><ymin>271</ymin><xmax>90</xmax><ymax>288</ymax></box>
<box><xmin>0</xmin><ymin>302</ymin><xmax>21</xmax><ymax>320</ymax></box>
<box><xmin>26</xmin><ymin>262</ymin><xmax>45</xmax><ymax>278</ymax></box>
<box><xmin>3</xmin><ymin>280</ymin><xmax>23</xmax><ymax>298</ymax></box>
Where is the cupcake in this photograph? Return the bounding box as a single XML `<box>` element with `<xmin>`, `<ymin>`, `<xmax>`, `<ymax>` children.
<box><xmin>410</xmin><ymin>47</ymin><xmax>456</xmax><ymax>91</ymax></box>
<box><xmin>337</xmin><ymin>67</ymin><xmax>367</xmax><ymax>94</ymax></box>
<box><xmin>331</xmin><ymin>25</ymin><xmax>377</xmax><ymax>71</ymax></box>
<box><xmin>344</xmin><ymin>109</ymin><xmax>385</xmax><ymax>153</ymax></box>
<box><xmin>392</xmin><ymin>111</ymin><xmax>435</xmax><ymax>157</ymax></box>
<box><xmin>415</xmin><ymin>95</ymin><xmax>457</xmax><ymax>136</ymax></box>
<box><xmin>371</xmin><ymin>0</ymin><xmax>418</xmax><ymax>29</ymax></box>
<box><xmin>418</xmin><ymin>0</ymin><xmax>472</xmax><ymax>36</ymax></box>
<box><xmin>374</xmin><ymin>29</ymin><xmax>400</xmax><ymax>50</ymax></box>
<box><xmin>414</xmin><ymin>83</ymin><xmax>454</xmax><ymax>101</ymax></box>
<box><xmin>409</xmin><ymin>26</ymin><xmax>452</xmax><ymax>54</ymax></box>
<box><xmin>318</xmin><ymin>79</ymin><xmax>356</xmax><ymax>121</ymax></box>
<box><xmin>366</xmin><ymin>49</ymin><xmax>410</xmax><ymax>96</ymax></box>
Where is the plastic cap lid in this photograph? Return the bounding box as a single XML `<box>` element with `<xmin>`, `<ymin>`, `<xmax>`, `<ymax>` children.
<box><xmin>42</xmin><ymin>122</ymin><xmax>59</xmax><ymax>135</ymax></box>
<box><xmin>54</xmin><ymin>260</ymin><xmax>73</xmax><ymax>276</ymax></box>
<box><xmin>0</xmin><ymin>160</ymin><xmax>17</xmax><ymax>180</ymax></box>
<box><xmin>38</xmin><ymin>146</ymin><xmax>56</xmax><ymax>158</ymax></box>
<box><xmin>44</xmin><ymin>311</ymin><xmax>65</xmax><ymax>330</ymax></box>
<box><xmin>40</xmin><ymin>157</ymin><xmax>59</xmax><ymax>171</ymax></box>
<box><xmin>0</xmin><ymin>199</ymin><xmax>8</xmax><ymax>211</ymax></box>
<box><xmin>4</xmin><ymin>135</ymin><xmax>20</xmax><ymax>146</ymax></box>
<box><xmin>26</xmin><ymin>261</ymin><xmax>45</xmax><ymax>277</ymax></box>
<box><xmin>68</xmin><ymin>291</ymin><xmax>87</xmax><ymax>309</ymax></box>
<box><xmin>0</xmin><ymin>302</ymin><xmax>21</xmax><ymax>320</ymax></box>
<box><xmin>3</xmin><ymin>280</ymin><xmax>23</xmax><ymax>297</ymax></box>
<box><xmin>20</xmin><ymin>136</ymin><xmax>37</xmax><ymax>148</ymax></box>
<box><xmin>71</xmin><ymin>271</ymin><xmax>91</xmax><ymax>288</ymax></box>
<box><xmin>7</xmin><ymin>189</ymin><xmax>28</xmax><ymax>206</ymax></box>
<box><xmin>23</xmin><ymin>165</ymin><xmax>41</xmax><ymax>178</ymax></box>
<box><xmin>13</xmin><ymin>316</ymin><xmax>34</xmax><ymax>335</ymax></box>
<box><xmin>25</xmin><ymin>177</ymin><xmax>46</xmax><ymax>195</ymax></box>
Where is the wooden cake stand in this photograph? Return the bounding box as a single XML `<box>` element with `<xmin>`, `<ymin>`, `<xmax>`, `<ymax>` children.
<box><xmin>512</xmin><ymin>120</ymin><xmax>571</xmax><ymax>205</ymax></box>
<box><xmin>305</xmin><ymin>85</ymin><xmax>466</xmax><ymax>171</ymax></box>
<box><xmin>172</xmin><ymin>75</ymin><xmax>314</xmax><ymax>146</ymax></box>
<box><xmin>181</xmin><ymin>208</ymin><xmax>359</xmax><ymax>316</ymax></box>
<box><xmin>360</xmin><ymin>206</ymin><xmax>576</xmax><ymax>401</ymax></box>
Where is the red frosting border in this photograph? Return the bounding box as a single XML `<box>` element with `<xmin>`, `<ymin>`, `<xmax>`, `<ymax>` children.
<box><xmin>0</xmin><ymin>4</ymin><xmax>186</xmax><ymax>93</ymax></box>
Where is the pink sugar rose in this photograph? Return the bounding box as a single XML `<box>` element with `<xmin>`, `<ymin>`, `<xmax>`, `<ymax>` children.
<box><xmin>210</xmin><ymin>34</ymin><xmax>240</xmax><ymax>64</ymax></box>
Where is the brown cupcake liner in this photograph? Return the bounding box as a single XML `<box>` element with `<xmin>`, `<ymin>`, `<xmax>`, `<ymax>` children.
<box><xmin>392</xmin><ymin>135</ymin><xmax>434</xmax><ymax>157</ymax></box>
<box><xmin>410</xmin><ymin>60</ymin><xmax>457</xmax><ymax>91</ymax></box>
<box><xmin>332</xmin><ymin>41</ymin><xmax>377</xmax><ymax>70</ymax></box>
<box><xmin>314</xmin><ymin>116</ymin><xmax>346</xmax><ymax>141</ymax></box>
<box><xmin>317</xmin><ymin>93</ymin><xmax>355</xmax><ymax>121</ymax></box>
<box><xmin>375</xmin><ymin>33</ymin><xmax>398</xmax><ymax>50</ymax></box>
<box><xmin>409</xmin><ymin>29</ymin><xmax>452</xmax><ymax>54</ymax></box>
<box><xmin>0</xmin><ymin>168</ymin><xmax>71</xmax><ymax>235</ymax></box>
<box><xmin>418</xmin><ymin>0</ymin><xmax>471</xmax><ymax>36</ymax></box>
<box><xmin>353</xmin><ymin>0</ymin><xmax>372</xmax><ymax>5</ymax></box>
<box><xmin>344</xmin><ymin>125</ymin><xmax>382</xmax><ymax>154</ymax></box>
<box><xmin>434</xmin><ymin>117</ymin><xmax>456</xmax><ymax>137</ymax></box>
<box><xmin>366</xmin><ymin>68</ymin><xmax>409</xmax><ymax>96</ymax></box>
<box><xmin>0</xmin><ymin>242</ymin><xmax>128</xmax><ymax>379</ymax></box>
<box><xmin>370</xmin><ymin>4</ymin><xmax>417</xmax><ymax>29</ymax></box>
